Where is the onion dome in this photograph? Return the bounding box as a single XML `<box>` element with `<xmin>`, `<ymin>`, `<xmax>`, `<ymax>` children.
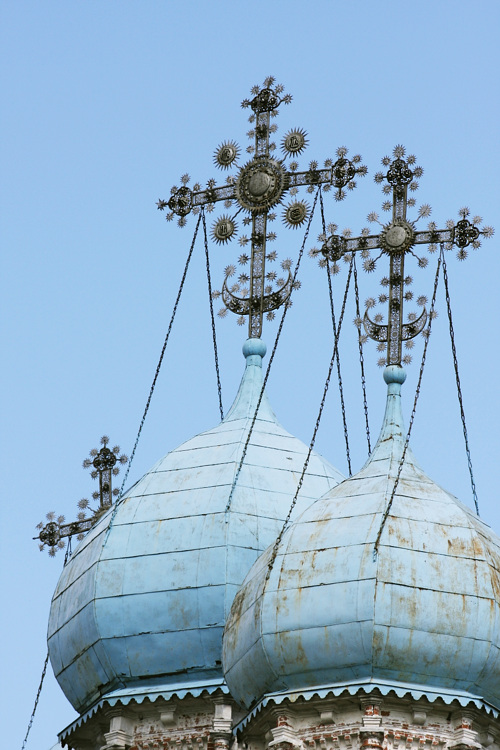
<box><xmin>48</xmin><ymin>339</ymin><xmax>344</xmax><ymax>715</ymax></box>
<box><xmin>223</xmin><ymin>365</ymin><xmax>500</xmax><ymax>712</ymax></box>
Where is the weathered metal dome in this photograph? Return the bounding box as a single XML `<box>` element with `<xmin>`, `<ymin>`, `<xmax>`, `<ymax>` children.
<box><xmin>223</xmin><ymin>366</ymin><xmax>500</xmax><ymax>712</ymax></box>
<box><xmin>47</xmin><ymin>339</ymin><xmax>344</xmax><ymax>714</ymax></box>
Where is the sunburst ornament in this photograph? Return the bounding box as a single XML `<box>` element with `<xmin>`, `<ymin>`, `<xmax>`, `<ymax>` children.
<box><xmin>214</xmin><ymin>140</ymin><xmax>240</xmax><ymax>170</ymax></box>
<box><xmin>282</xmin><ymin>200</ymin><xmax>309</xmax><ymax>229</ymax></box>
<box><xmin>157</xmin><ymin>77</ymin><xmax>367</xmax><ymax>338</ymax></box>
<box><xmin>211</xmin><ymin>215</ymin><xmax>237</xmax><ymax>244</ymax></box>
<box><xmin>281</xmin><ymin>128</ymin><xmax>308</xmax><ymax>157</ymax></box>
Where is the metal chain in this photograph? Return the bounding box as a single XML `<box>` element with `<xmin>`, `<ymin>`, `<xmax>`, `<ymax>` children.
<box><xmin>353</xmin><ymin>255</ymin><xmax>372</xmax><ymax>454</ymax></box>
<box><xmin>118</xmin><ymin>212</ymin><xmax>202</xmax><ymax>498</ymax></box>
<box><xmin>21</xmin><ymin>651</ymin><xmax>50</xmax><ymax>750</ymax></box>
<box><xmin>63</xmin><ymin>534</ymin><xmax>72</xmax><ymax>566</ymax></box>
<box><xmin>265</xmin><ymin>257</ymin><xmax>354</xmax><ymax>581</ymax></box>
<box><xmin>224</xmin><ymin>188</ymin><xmax>321</xmax><ymax>513</ymax></box>
<box><xmin>319</xmin><ymin>191</ymin><xmax>352</xmax><ymax>475</ymax></box>
<box><xmin>201</xmin><ymin>208</ymin><xmax>224</xmax><ymax>421</ymax></box>
<box><xmin>441</xmin><ymin>253</ymin><xmax>480</xmax><ymax>515</ymax></box>
<box><xmin>327</xmin><ymin>263</ymin><xmax>351</xmax><ymax>474</ymax></box>
<box><xmin>374</xmin><ymin>252</ymin><xmax>442</xmax><ymax>556</ymax></box>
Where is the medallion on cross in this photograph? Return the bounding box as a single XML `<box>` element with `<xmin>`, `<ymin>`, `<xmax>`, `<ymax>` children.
<box><xmin>158</xmin><ymin>76</ymin><xmax>367</xmax><ymax>338</ymax></box>
<box><xmin>313</xmin><ymin>145</ymin><xmax>493</xmax><ymax>367</ymax></box>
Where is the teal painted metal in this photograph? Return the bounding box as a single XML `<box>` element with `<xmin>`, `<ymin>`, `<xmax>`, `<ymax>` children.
<box><xmin>223</xmin><ymin>366</ymin><xmax>500</xmax><ymax>710</ymax></box>
<box><xmin>58</xmin><ymin>679</ymin><xmax>229</xmax><ymax>743</ymax></box>
<box><xmin>48</xmin><ymin>340</ymin><xmax>344</xmax><ymax>714</ymax></box>
<box><xmin>234</xmin><ymin>682</ymin><xmax>499</xmax><ymax>733</ymax></box>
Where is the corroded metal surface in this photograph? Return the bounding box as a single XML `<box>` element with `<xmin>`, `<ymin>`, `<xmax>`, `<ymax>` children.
<box><xmin>223</xmin><ymin>371</ymin><xmax>500</xmax><ymax>710</ymax></box>
<box><xmin>48</xmin><ymin>341</ymin><xmax>344</xmax><ymax>713</ymax></box>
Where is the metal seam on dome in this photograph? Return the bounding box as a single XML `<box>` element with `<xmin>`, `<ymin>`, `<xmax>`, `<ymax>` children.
<box><xmin>224</xmin><ymin>188</ymin><xmax>321</xmax><ymax>514</ymax></box>
<box><xmin>373</xmin><ymin>251</ymin><xmax>442</xmax><ymax>556</ymax></box>
<box><xmin>59</xmin><ymin>216</ymin><xmax>205</xmax><ymax>692</ymax></box>
<box><xmin>264</xmin><ymin>252</ymin><xmax>354</xmax><ymax>581</ymax></box>
<box><xmin>48</xmin><ymin>337</ymin><xmax>345</xmax><ymax>713</ymax></box>
<box><xmin>116</xmin><ymin>211</ymin><xmax>202</xmax><ymax>503</ymax></box>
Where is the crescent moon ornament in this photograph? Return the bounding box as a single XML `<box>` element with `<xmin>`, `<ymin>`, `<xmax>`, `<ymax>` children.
<box><xmin>363</xmin><ymin>306</ymin><xmax>427</xmax><ymax>343</ymax></box>
<box><xmin>402</xmin><ymin>307</ymin><xmax>428</xmax><ymax>340</ymax></box>
<box><xmin>158</xmin><ymin>78</ymin><xmax>368</xmax><ymax>339</ymax></box>
<box><xmin>221</xmin><ymin>269</ymin><xmax>293</xmax><ymax>317</ymax></box>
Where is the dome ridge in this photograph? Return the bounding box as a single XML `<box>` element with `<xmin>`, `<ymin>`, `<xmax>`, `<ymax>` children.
<box><xmin>48</xmin><ymin>339</ymin><xmax>344</xmax><ymax>714</ymax></box>
<box><xmin>223</xmin><ymin>367</ymin><xmax>500</xmax><ymax>711</ymax></box>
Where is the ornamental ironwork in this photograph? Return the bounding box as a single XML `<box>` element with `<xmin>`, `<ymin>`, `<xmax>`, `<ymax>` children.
<box><xmin>35</xmin><ymin>436</ymin><xmax>127</xmax><ymax>556</ymax></box>
<box><xmin>314</xmin><ymin>145</ymin><xmax>493</xmax><ymax>367</ymax></box>
<box><xmin>157</xmin><ymin>76</ymin><xmax>367</xmax><ymax>338</ymax></box>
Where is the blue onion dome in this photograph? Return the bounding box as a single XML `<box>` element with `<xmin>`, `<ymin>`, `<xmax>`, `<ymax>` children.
<box><xmin>223</xmin><ymin>365</ymin><xmax>500</xmax><ymax>712</ymax></box>
<box><xmin>48</xmin><ymin>339</ymin><xmax>344</xmax><ymax>715</ymax></box>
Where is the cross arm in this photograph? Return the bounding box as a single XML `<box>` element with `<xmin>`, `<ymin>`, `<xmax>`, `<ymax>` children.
<box><xmin>320</xmin><ymin>228</ymin><xmax>454</xmax><ymax>261</ymax></box>
<box><xmin>34</xmin><ymin>437</ymin><xmax>127</xmax><ymax>556</ymax></box>
<box><xmin>290</xmin><ymin>154</ymin><xmax>367</xmax><ymax>199</ymax></box>
<box><xmin>35</xmin><ymin>516</ymin><xmax>95</xmax><ymax>556</ymax></box>
<box><xmin>410</xmin><ymin>218</ymin><xmax>483</xmax><ymax>251</ymax></box>
<box><xmin>411</xmin><ymin>227</ymin><xmax>453</xmax><ymax>247</ymax></box>
<box><xmin>289</xmin><ymin>167</ymin><xmax>332</xmax><ymax>190</ymax></box>
<box><xmin>157</xmin><ymin>180</ymin><xmax>237</xmax><ymax>222</ymax></box>
<box><xmin>192</xmin><ymin>183</ymin><xmax>236</xmax><ymax>209</ymax></box>
<box><xmin>320</xmin><ymin>233</ymin><xmax>381</xmax><ymax>262</ymax></box>
<box><xmin>158</xmin><ymin>151</ymin><xmax>368</xmax><ymax>222</ymax></box>
<box><xmin>320</xmin><ymin>216</ymin><xmax>486</xmax><ymax>265</ymax></box>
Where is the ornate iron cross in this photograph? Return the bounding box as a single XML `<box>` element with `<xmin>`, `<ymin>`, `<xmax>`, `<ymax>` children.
<box><xmin>36</xmin><ymin>436</ymin><xmax>127</xmax><ymax>556</ymax></box>
<box><xmin>317</xmin><ymin>145</ymin><xmax>493</xmax><ymax>367</ymax></box>
<box><xmin>157</xmin><ymin>76</ymin><xmax>367</xmax><ymax>339</ymax></box>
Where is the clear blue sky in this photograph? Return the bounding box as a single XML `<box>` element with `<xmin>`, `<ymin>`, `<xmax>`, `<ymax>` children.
<box><xmin>2</xmin><ymin>2</ymin><xmax>499</xmax><ymax>747</ymax></box>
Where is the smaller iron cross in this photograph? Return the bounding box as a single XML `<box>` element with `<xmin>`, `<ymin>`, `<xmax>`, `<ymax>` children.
<box><xmin>35</xmin><ymin>437</ymin><xmax>127</xmax><ymax>556</ymax></box>
<box><xmin>157</xmin><ymin>76</ymin><xmax>367</xmax><ymax>339</ymax></box>
<box><xmin>316</xmin><ymin>145</ymin><xmax>493</xmax><ymax>367</ymax></box>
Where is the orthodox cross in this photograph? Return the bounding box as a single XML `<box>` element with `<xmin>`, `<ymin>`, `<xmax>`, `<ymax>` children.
<box><xmin>36</xmin><ymin>436</ymin><xmax>127</xmax><ymax>556</ymax></box>
<box><xmin>317</xmin><ymin>145</ymin><xmax>493</xmax><ymax>366</ymax></box>
<box><xmin>157</xmin><ymin>76</ymin><xmax>367</xmax><ymax>339</ymax></box>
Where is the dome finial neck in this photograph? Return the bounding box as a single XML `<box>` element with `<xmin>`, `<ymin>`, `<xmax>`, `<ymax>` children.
<box><xmin>222</xmin><ymin>339</ymin><xmax>274</xmax><ymax>422</ymax></box>
<box><xmin>373</xmin><ymin>365</ymin><xmax>407</xmax><ymax>448</ymax></box>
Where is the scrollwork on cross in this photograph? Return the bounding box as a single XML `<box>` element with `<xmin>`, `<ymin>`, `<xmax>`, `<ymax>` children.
<box><xmin>35</xmin><ymin>436</ymin><xmax>127</xmax><ymax>556</ymax></box>
<box><xmin>157</xmin><ymin>76</ymin><xmax>367</xmax><ymax>339</ymax></box>
<box><xmin>313</xmin><ymin>145</ymin><xmax>493</xmax><ymax>367</ymax></box>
